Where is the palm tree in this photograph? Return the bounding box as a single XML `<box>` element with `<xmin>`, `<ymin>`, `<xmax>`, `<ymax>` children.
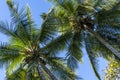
<box><xmin>45</xmin><ymin>0</ymin><xmax>120</xmax><ymax>79</ymax></box>
<box><xmin>0</xmin><ymin>0</ymin><xmax>80</xmax><ymax>80</ymax></box>
<box><xmin>104</xmin><ymin>59</ymin><xmax>120</xmax><ymax>80</ymax></box>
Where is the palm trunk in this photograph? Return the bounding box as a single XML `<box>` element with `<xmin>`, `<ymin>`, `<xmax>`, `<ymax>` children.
<box><xmin>84</xmin><ymin>25</ymin><xmax>120</xmax><ymax>58</ymax></box>
<box><xmin>40</xmin><ymin>62</ymin><xmax>58</xmax><ymax>80</ymax></box>
<box><xmin>37</xmin><ymin>64</ymin><xmax>46</xmax><ymax>80</ymax></box>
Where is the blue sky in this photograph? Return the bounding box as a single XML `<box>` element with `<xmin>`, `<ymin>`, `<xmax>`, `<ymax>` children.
<box><xmin>0</xmin><ymin>0</ymin><xmax>108</xmax><ymax>80</ymax></box>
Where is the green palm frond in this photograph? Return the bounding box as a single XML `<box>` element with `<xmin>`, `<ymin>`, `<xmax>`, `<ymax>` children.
<box><xmin>87</xmin><ymin>29</ymin><xmax>120</xmax><ymax>60</ymax></box>
<box><xmin>26</xmin><ymin>4</ymin><xmax>37</xmax><ymax>43</ymax></box>
<box><xmin>0</xmin><ymin>42</ymin><xmax>20</xmax><ymax>56</ymax></box>
<box><xmin>66</xmin><ymin>32</ymin><xmax>83</xmax><ymax>70</ymax></box>
<box><xmin>0</xmin><ymin>21</ymin><xmax>30</xmax><ymax>46</ymax></box>
<box><xmin>90</xmin><ymin>38</ymin><xmax>115</xmax><ymax>60</ymax></box>
<box><xmin>98</xmin><ymin>0</ymin><xmax>118</xmax><ymax>10</ymax></box>
<box><xmin>26</xmin><ymin>4</ymin><xmax>34</xmax><ymax>29</ymax></box>
<box><xmin>6</xmin><ymin>66</ymin><xmax>26</xmax><ymax>80</ymax></box>
<box><xmin>97</xmin><ymin>25</ymin><xmax>120</xmax><ymax>35</ymax></box>
<box><xmin>48</xmin><ymin>58</ymin><xmax>81</xmax><ymax>80</ymax></box>
<box><xmin>9</xmin><ymin>37</ymin><xmax>26</xmax><ymax>50</ymax></box>
<box><xmin>26</xmin><ymin>61</ymin><xmax>40</xmax><ymax>80</ymax></box>
<box><xmin>85</xmin><ymin>34</ymin><xmax>101</xmax><ymax>80</ymax></box>
<box><xmin>82</xmin><ymin>0</ymin><xmax>100</xmax><ymax>8</ymax></box>
<box><xmin>0</xmin><ymin>42</ymin><xmax>26</xmax><ymax>72</ymax></box>
<box><xmin>39</xmin><ymin>10</ymin><xmax>60</xmax><ymax>44</ymax></box>
<box><xmin>67</xmin><ymin>56</ymin><xmax>78</xmax><ymax>72</ymax></box>
<box><xmin>0</xmin><ymin>21</ymin><xmax>16</xmax><ymax>37</ymax></box>
<box><xmin>7</xmin><ymin>54</ymin><xmax>25</xmax><ymax>75</ymax></box>
<box><xmin>96</xmin><ymin>2</ymin><xmax>120</xmax><ymax>25</ymax></box>
<box><xmin>58</xmin><ymin>1</ymin><xmax>75</xmax><ymax>14</ymax></box>
<box><xmin>7</xmin><ymin>0</ymin><xmax>35</xmax><ymax>44</ymax></box>
<box><xmin>41</xmin><ymin>31</ymin><xmax>72</xmax><ymax>56</ymax></box>
<box><xmin>96</xmin><ymin>25</ymin><xmax>120</xmax><ymax>48</ymax></box>
<box><xmin>104</xmin><ymin>59</ymin><xmax>120</xmax><ymax>80</ymax></box>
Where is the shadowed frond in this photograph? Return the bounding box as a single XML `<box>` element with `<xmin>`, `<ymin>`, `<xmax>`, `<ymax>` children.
<box><xmin>47</xmin><ymin>58</ymin><xmax>82</xmax><ymax>80</ymax></box>
<box><xmin>96</xmin><ymin>2</ymin><xmax>120</xmax><ymax>26</ymax></box>
<box><xmin>90</xmin><ymin>37</ymin><xmax>115</xmax><ymax>60</ymax></box>
<box><xmin>7</xmin><ymin>0</ymin><xmax>35</xmax><ymax>44</ymax></box>
<box><xmin>39</xmin><ymin>9</ymin><xmax>61</xmax><ymax>44</ymax></box>
<box><xmin>96</xmin><ymin>25</ymin><xmax>120</xmax><ymax>49</ymax></box>
<box><xmin>26</xmin><ymin>62</ymin><xmax>40</xmax><ymax>80</ymax></box>
<box><xmin>0</xmin><ymin>42</ymin><xmax>23</xmax><ymax>68</ymax></box>
<box><xmin>0</xmin><ymin>21</ymin><xmax>16</xmax><ymax>37</ymax></box>
<box><xmin>7</xmin><ymin>54</ymin><xmax>25</xmax><ymax>75</ymax></box>
<box><xmin>6</xmin><ymin>66</ymin><xmax>26</xmax><ymax>80</ymax></box>
<box><xmin>66</xmin><ymin>32</ymin><xmax>83</xmax><ymax>70</ymax></box>
<box><xmin>41</xmin><ymin>31</ymin><xmax>72</xmax><ymax>56</ymax></box>
<box><xmin>85</xmin><ymin>34</ymin><xmax>101</xmax><ymax>80</ymax></box>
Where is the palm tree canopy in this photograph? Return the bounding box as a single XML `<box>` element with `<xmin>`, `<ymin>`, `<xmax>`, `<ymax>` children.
<box><xmin>0</xmin><ymin>0</ymin><xmax>81</xmax><ymax>80</ymax></box>
<box><xmin>45</xmin><ymin>0</ymin><xmax>120</xmax><ymax>79</ymax></box>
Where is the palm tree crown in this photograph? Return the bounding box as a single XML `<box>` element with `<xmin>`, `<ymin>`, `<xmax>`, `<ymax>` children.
<box><xmin>45</xmin><ymin>0</ymin><xmax>120</xmax><ymax>79</ymax></box>
<box><xmin>0</xmin><ymin>0</ymin><xmax>80</xmax><ymax>80</ymax></box>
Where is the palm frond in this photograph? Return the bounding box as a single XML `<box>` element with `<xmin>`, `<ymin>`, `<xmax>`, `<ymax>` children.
<box><xmin>26</xmin><ymin>62</ymin><xmax>39</xmax><ymax>80</ymax></box>
<box><xmin>90</xmin><ymin>37</ymin><xmax>115</xmax><ymax>60</ymax></box>
<box><xmin>66</xmin><ymin>32</ymin><xmax>83</xmax><ymax>70</ymax></box>
<box><xmin>6</xmin><ymin>66</ymin><xmax>26</xmax><ymax>80</ymax></box>
<box><xmin>7</xmin><ymin>0</ymin><xmax>34</xmax><ymax>44</ymax></box>
<box><xmin>67</xmin><ymin>56</ymin><xmax>79</xmax><ymax>72</ymax></box>
<box><xmin>41</xmin><ymin>31</ymin><xmax>72</xmax><ymax>56</ymax></box>
<box><xmin>0</xmin><ymin>42</ymin><xmax>21</xmax><ymax>68</ymax></box>
<box><xmin>39</xmin><ymin>10</ymin><xmax>61</xmax><ymax>44</ymax></box>
<box><xmin>9</xmin><ymin>37</ymin><xmax>26</xmax><ymax>50</ymax></box>
<box><xmin>96</xmin><ymin>25</ymin><xmax>120</xmax><ymax>48</ymax></box>
<box><xmin>85</xmin><ymin>34</ymin><xmax>101</xmax><ymax>80</ymax></box>
<box><xmin>0</xmin><ymin>21</ymin><xmax>16</xmax><ymax>37</ymax></box>
<box><xmin>26</xmin><ymin>4</ymin><xmax>36</xmax><ymax>42</ymax></box>
<box><xmin>96</xmin><ymin>1</ymin><xmax>120</xmax><ymax>26</ymax></box>
<box><xmin>7</xmin><ymin>54</ymin><xmax>25</xmax><ymax>75</ymax></box>
<box><xmin>47</xmin><ymin>58</ymin><xmax>81</xmax><ymax>80</ymax></box>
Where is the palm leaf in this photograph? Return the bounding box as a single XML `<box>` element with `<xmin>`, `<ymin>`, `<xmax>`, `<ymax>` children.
<box><xmin>85</xmin><ymin>34</ymin><xmax>101</xmax><ymax>80</ymax></box>
<box><xmin>26</xmin><ymin>4</ymin><xmax>36</xmax><ymax>42</ymax></box>
<box><xmin>39</xmin><ymin>9</ymin><xmax>60</xmax><ymax>44</ymax></box>
<box><xmin>96</xmin><ymin>25</ymin><xmax>120</xmax><ymax>49</ymax></box>
<box><xmin>0</xmin><ymin>21</ymin><xmax>16</xmax><ymax>37</ymax></box>
<box><xmin>7</xmin><ymin>0</ymin><xmax>34</xmax><ymax>44</ymax></box>
<box><xmin>6</xmin><ymin>54</ymin><xmax>25</xmax><ymax>75</ymax></box>
<box><xmin>41</xmin><ymin>31</ymin><xmax>72</xmax><ymax>56</ymax></box>
<box><xmin>0</xmin><ymin>43</ymin><xmax>25</xmax><ymax>68</ymax></box>
<box><xmin>66</xmin><ymin>32</ymin><xmax>83</xmax><ymax>70</ymax></box>
<box><xmin>47</xmin><ymin>58</ymin><xmax>81</xmax><ymax>80</ymax></box>
<box><xmin>96</xmin><ymin>1</ymin><xmax>120</xmax><ymax>26</ymax></box>
<box><xmin>26</xmin><ymin>61</ymin><xmax>40</xmax><ymax>80</ymax></box>
<box><xmin>6</xmin><ymin>66</ymin><xmax>26</xmax><ymax>80</ymax></box>
<box><xmin>90</xmin><ymin>36</ymin><xmax>115</xmax><ymax>60</ymax></box>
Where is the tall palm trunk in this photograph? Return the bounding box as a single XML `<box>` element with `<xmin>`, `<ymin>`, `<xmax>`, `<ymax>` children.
<box><xmin>40</xmin><ymin>62</ymin><xmax>58</xmax><ymax>80</ymax></box>
<box><xmin>84</xmin><ymin>25</ymin><xmax>120</xmax><ymax>58</ymax></box>
<box><xmin>37</xmin><ymin>64</ymin><xmax>46</xmax><ymax>80</ymax></box>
